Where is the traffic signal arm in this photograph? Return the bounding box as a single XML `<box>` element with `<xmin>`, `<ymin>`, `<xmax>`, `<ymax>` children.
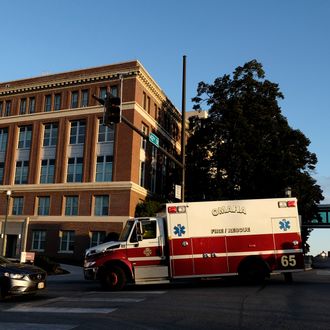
<box><xmin>120</xmin><ymin>115</ymin><xmax>183</xmax><ymax>168</ymax></box>
<box><xmin>92</xmin><ymin>94</ymin><xmax>105</xmax><ymax>105</ymax></box>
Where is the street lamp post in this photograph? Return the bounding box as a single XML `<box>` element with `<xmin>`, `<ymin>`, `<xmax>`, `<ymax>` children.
<box><xmin>1</xmin><ymin>190</ymin><xmax>12</xmax><ymax>256</ymax></box>
<box><xmin>285</xmin><ymin>187</ymin><xmax>292</xmax><ymax>198</ymax></box>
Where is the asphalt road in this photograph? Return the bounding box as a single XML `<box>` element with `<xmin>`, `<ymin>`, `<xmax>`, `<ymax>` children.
<box><xmin>0</xmin><ymin>266</ymin><xmax>330</xmax><ymax>329</ymax></box>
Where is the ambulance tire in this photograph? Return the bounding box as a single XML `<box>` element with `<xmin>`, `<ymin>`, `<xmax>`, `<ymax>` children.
<box><xmin>239</xmin><ymin>259</ymin><xmax>268</xmax><ymax>284</ymax></box>
<box><xmin>284</xmin><ymin>272</ymin><xmax>293</xmax><ymax>283</ymax></box>
<box><xmin>101</xmin><ymin>265</ymin><xmax>127</xmax><ymax>291</ymax></box>
<box><xmin>0</xmin><ymin>284</ymin><xmax>7</xmax><ymax>301</ymax></box>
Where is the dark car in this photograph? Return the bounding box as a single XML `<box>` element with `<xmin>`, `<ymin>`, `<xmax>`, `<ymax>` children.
<box><xmin>0</xmin><ymin>256</ymin><xmax>46</xmax><ymax>299</ymax></box>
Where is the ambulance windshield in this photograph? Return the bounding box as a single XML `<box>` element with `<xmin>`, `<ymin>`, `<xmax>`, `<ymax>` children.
<box><xmin>119</xmin><ymin>220</ymin><xmax>135</xmax><ymax>241</ymax></box>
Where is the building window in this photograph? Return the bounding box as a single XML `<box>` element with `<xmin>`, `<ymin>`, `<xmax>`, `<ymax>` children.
<box><xmin>71</xmin><ymin>91</ymin><xmax>79</xmax><ymax>108</ymax></box>
<box><xmin>140</xmin><ymin>161</ymin><xmax>145</xmax><ymax>187</ymax></box>
<box><xmin>31</xmin><ymin>230</ymin><xmax>46</xmax><ymax>251</ymax></box>
<box><xmin>65</xmin><ymin>196</ymin><xmax>78</xmax><ymax>216</ymax></box>
<box><xmin>5</xmin><ymin>101</ymin><xmax>11</xmax><ymax>116</ymax></box>
<box><xmin>59</xmin><ymin>230</ymin><xmax>74</xmax><ymax>252</ymax></box>
<box><xmin>96</xmin><ymin>155</ymin><xmax>113</xmax><ymax>182</ymax></box>
<box><xmin>18</xmin><ymin>126</ymin><xmax>32</xmax><ymax>149</ymax></box>
<box><xmin>67</xmin><ymin>157</ymin><xmax>83</xmax><ymax>182</ymax></box>
<box><xmin>143</xmin><ymin>92</ymin><xmax>147</xmax><ymax>110</ymax></box>
<box><xmin>147</xmin><ymin>96</ymin><xmax>150</xmax><ymax>113</ymax></box>
<box><xmin>38</xmin><ymin>196</ymin><xmax>50</xmax><ymax>215</ymax></box>
<box><xmin>20</xmin><ymin>98</ymin><xmax>27</xmax><ymax>115</ymax></box>
<box><xmin>99</xmin><ymin>87</ymin><xmax>107</xmax><ymax>99</ymax></box>
<box><xmin>110</xmin><ymin>85</ymin><xmax>118</xmax><ymax>97</ymax></box>
<box><xmin>15</xmin><ymin>161</ymin><xmax>29</xmax><ymax>184</ymax></box>
<box><xmin>98</xmin><ymin>119</ymin><xmax>114</xmax><ymax>142</ymax></box>
<box><xmin>12</xmin><ymin>197</ymin><xmax>24</xmax><ymax>215</ymax></box>
<box><xmin>81</xmin><ymin>90</ymin><xmax>89</xmax><ymax>107</ymax></box>
<box><xmin>54</xmin><ymin>94</ymin><xmax>61</xmax><ymax>111</ymax></box>
<box><xmin>141</xmin><ymin>124</ymin><xmax>148</xmax><ymax>150</ymax></box>
<box><xmin>43</xmin><ymin>123</ymin><xmax>58</xmax><ymax>147</ymax></box>
<box><xmin>70</xmin><ymin>120</ymin><xmax>85</xmax><ymax>144</ymax></box>
<box><xmin>154</xmin><ymin>103</ymin><xmax>158</xmax><ymax>119</ymax></box>
<box><xmin>44</xmin><ymin>95</ymin><xmax>52</xmax><ymax>112</ymax></box>
<box><xmin>29</xmin><ymin>97</ymin><xmax>35</xmax><ymax>113</ymax></box>
<box><xmin>0</xmin><ymin>163</ymin><xmax>4</xmax><ymax>184</ymax></box>
<box><xmin>0</xmin><ymin>128</ymin><xmax>8</xmax><ymax>152</ymax></box>
<box><xmin>0</xmin><ymin>102</ymin><xmax>3</xmax><ymax>116</ymax></box>
<box><xmin>94</xmin><ymin>195</ymin><xmax>109</xmax><ymax>216</ymax></box>
<box><xmin>90</xmin><ymin>231</ymin><xmax>106</xmax><ymax>247</ymax></box>
<box><xmin>40</xmin><ymin>159</ymin><xmax>55</xmax><ymax>183</ymax></box>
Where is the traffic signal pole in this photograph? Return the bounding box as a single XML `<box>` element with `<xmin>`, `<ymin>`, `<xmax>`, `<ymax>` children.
<box><xmin>181</xmin><ymin>55</ymin><xmax>186</xmax><ymax>202</ymax></box>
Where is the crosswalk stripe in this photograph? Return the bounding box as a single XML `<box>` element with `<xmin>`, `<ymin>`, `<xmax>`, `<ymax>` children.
<box><xmin>6</xmin><ymin>307</ymin><xmax>117</xmax><ymax>314</ymax></box>
<box><xmin>86</xmin><ymin>290</ymin><xmax>167</xmax><ymax>295</ymax></box>
<box><xmin>59</xmin><ymin>297</ymin><xmax>144</xmax><ymax>302</ymax></box>
<box><xmin>0</xmin><ymin>322</ymin><xmax>77</xmax><ymax>329</ymax></box>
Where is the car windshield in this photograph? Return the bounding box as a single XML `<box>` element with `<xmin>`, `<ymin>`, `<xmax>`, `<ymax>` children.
<box><xmin>0</xmin><ymin>256</ymin><xmax>10</xmax><ymax>265</ymax></box>
<box><xmin>119</xmin><ymin>220</ymin><xmax>135</xmax><ymax>241</ymax></box>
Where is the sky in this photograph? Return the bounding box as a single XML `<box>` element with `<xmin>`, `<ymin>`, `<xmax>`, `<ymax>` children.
<box><xmin>0</xmin><ymin>0</ymin><xmax>329</xmax><ymax>255</ymax></box>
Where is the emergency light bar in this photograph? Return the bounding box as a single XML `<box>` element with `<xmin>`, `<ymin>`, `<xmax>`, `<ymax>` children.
<box><xmin>168</xmin><ymin>206</ymin><xmax>187</xmax><ymax>214</ymax></box>
<box><xmin>278</xmin><ymin>200</ymin><xmax>296</xmax><ymax>208</ymax></box>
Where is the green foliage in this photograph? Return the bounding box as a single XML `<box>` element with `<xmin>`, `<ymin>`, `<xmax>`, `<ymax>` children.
<box><xmin>135</xmin><ymin>199</ymin><xmax>163</xmax><ymax>217</ymax></box>
<box><xmin>187</xmin><ymin>60</ymin><xmax>324</xmax><ymax>252</ymax></box>
<box><xmin>34</xmin><ymin>255</ymin><xmax>62</xmax><ymax>274</ymax></box>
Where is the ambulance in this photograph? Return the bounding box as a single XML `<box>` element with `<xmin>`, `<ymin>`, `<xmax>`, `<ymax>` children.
<box><xmin>84</xmin><ymin>198</ymin><xmax>305</xmax><ymax>290</ymax></box>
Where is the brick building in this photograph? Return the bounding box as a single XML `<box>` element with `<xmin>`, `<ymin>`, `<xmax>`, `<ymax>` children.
<box><xmin>0</xmin><ymin>60</ymin><xmax>181</xmax><ymax>262</ymax></box>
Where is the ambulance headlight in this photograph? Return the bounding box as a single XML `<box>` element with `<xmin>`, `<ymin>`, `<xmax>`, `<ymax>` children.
<box><xmin>84</xmin><ymin>261</ymin><xmax>96</xmax><ymax>268</ymax></box>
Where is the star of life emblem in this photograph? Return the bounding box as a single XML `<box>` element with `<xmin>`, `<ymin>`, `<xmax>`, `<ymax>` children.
<box><xmin>143</xmin><ymin>248</ymin><xmax>152</xmax><ymax>257</ymax></box>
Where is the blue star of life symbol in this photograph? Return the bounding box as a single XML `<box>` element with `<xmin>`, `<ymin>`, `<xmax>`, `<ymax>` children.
<box><xmin>173</xmin><ymin>224</ymin><xmax>186</xmax><ymax>237</ymax></box>
<box><xmin>279</xmin><ymin>219</ymin><xmax>291</xmax><ymax>231</ymax></box>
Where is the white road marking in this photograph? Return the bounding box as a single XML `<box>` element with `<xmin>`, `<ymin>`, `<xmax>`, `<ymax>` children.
<box><xmin>6</xmin><ymin>307</ymin><xmax>117</xmax><ymax>314</ymax></box>
<box><xmin>316</xmin><ymin>270</ymin><xmax>330</xmax><ymax>275</ymax></box>
<box><xmin>86</xmin><ymin>290</ymin><xmax>167</xmax><ymax>295</ymax></box>
<box><xmin>62</xmin><ymin>297</ymin><xmax>144</xmax><ymax>302</ymax></box>
<box><xmin>0</xmin><ymin>323</ymin><xmax>77</xmax><ymax>330</ymax></box>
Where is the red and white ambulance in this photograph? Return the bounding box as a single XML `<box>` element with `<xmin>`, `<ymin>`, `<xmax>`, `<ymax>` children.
<box><xmin>84</xmin><ymin>198</ymin><xmax>305</xmax><ymax>290</ymax></box>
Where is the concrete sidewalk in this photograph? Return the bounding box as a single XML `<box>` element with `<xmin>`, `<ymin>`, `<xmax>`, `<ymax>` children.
<box><xmin>47</xmin><ymin>264</ymin><xmax>84</xmax><ymax>282</ymax></box>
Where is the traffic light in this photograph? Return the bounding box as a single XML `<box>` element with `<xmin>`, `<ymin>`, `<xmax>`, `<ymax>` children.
<box><xmin>104</xmin><ymin>92</ymin><xmax>121</xmax><ymax>125</ymax></box>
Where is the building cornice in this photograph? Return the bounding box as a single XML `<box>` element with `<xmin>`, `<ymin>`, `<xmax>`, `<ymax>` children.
<box><xmin>0</xmin><ymin>70</ymin><xmax>139</xmax><ymax>97</ymax></box>
<box><xmin>0</xmin><ymin>181</ymin><xmax>148</xmax><ymax>196</ymax></box>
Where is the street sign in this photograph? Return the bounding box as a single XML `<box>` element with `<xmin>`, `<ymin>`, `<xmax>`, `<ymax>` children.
<box><xmin>149</xmin><ymin>133</ymin><xmax>159</xmax><ymax>147</ymax></box>
<box><xmin>175</xmin><ymin>184</ymin><xmax>182</xmax><ymax>200</ymax></box>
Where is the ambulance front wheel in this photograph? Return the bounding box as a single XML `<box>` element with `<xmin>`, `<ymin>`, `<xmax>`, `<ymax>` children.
<box><xmin>101</xmin><ymin>265</ymin><xmax>127</xmax><ymax>291</ymax></box>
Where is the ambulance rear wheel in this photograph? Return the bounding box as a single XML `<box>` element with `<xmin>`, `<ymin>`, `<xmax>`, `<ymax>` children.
<box><xmin>239</xmin><ymin>260</ymin><xmax>267</xmax><ymax>284</ymax></box>
<box><xmin>284</xmin><ymin>272</ymin><xmax>293</xmax><ymax>283</ymax></box>
<box><xmin>101</xmin><ymin>266</ymin><xmax>126</xmax><ymax>291</ymax></box>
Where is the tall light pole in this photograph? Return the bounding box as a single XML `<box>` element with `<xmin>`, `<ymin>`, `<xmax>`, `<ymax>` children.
<box><xmin>2</xmin><ymin>190</ymin><xmax>12</xmax><ymax>256</ymax></box>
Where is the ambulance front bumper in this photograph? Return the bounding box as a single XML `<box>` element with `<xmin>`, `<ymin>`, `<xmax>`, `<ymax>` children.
<box><xmin>84</xmin><ymin>266</ymin><xmax>99</xmax><ymax>280</ymax></box>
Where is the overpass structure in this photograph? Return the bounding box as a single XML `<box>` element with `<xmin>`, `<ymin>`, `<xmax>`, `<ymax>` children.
<box><xmin>304</xmin><ymin>204</ymin><xmax>330</xmax><ymax>228</ymax></box>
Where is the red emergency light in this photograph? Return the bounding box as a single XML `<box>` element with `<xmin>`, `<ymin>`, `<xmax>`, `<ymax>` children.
<box><xmin>167</xmin><ymin>206</ymin><xmax>187</xmax><ymax>214</ymax></box>
<box><xmin>278</xmin><ymin>200</ymin><xmax>296</xmax><ymax>208</ymax></box>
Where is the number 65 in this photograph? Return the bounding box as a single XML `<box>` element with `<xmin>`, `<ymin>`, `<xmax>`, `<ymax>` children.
<box><xmin>281</xmin><ymin>255</ymin><xmax>296</xmax><ymax>267</ymax></box>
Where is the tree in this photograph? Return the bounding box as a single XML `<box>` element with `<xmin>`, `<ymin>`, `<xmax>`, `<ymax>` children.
<box><xmin>186</xmin><ymin>60</ymin><xmax>323</xmax><ymax>251</ymax></box>
<box><xmin>135</xmin><ymin>199</ymin><xmax>163</xmax><ymax>217</ymax></box>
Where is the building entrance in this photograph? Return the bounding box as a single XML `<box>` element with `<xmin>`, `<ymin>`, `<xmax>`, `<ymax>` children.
<box><xmin>5</xmin><ymin>234</ymin><xmax>18</xmax><ymax>258</ymax></box>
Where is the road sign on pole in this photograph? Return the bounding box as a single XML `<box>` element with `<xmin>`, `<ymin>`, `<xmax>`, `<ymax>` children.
<box><xmin>175</xmin><ymin>184</ymin><xmax>182</xmax><ymax>200</ymax></box>
<box><xmin>149</xmin><ymin>133</ymin><xmax>159</xmax><ymax>148</ymax></box>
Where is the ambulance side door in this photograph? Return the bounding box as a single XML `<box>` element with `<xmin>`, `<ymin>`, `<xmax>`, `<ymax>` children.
<box><xmin>167</xmin><ymin>211</ymin><xmax>194</xmax><ymax>277</ymax></box>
